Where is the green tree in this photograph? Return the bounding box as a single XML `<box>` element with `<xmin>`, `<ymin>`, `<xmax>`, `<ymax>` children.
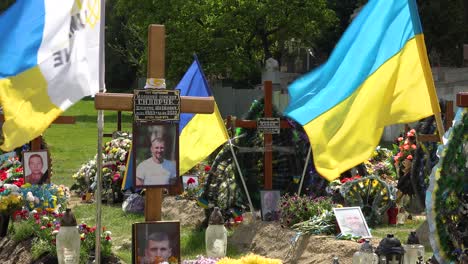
<box><xmin>110</xmin><ymin>0</ymin><xmax>339</xmax><ymax>88</ymax></box>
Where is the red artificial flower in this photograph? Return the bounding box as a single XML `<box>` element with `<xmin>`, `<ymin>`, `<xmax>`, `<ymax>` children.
<box><xmin>204</xmin><ymin>165</ymin><xmax>211</xmax><ymax>172</ymax></box>
<box><xmin>15</xmin><ymin>167</ymin><xmax>23</xmax><ymax>173</ymax></box>
<box><xmin>411</xmin><ymin>144</ymin><xmax>417</xmax><ymax>150</ymax></box>
<box><xmin>13</xmin><ymin>178</ymin><xmax>25</xmax><ymax>187</ymax></box>
<box><xmin>397</xmin><ymin>137</ymin><xmax>404</xmax><ymax>142</ymax></box>
<box><xmin>105</xmin><ymin>236</ymin><xmax>111</xmax><ymax>241</ymax></box>
<box><xmin>406</xmin><ymin>155</ymin><xmax>413</xmax><ymax>160</ymax></box>
<box><xmin>0</xmin><ymin>170</ymin><xmax>7</xmax><ymax>181</ymax></box>
<box><xmin>234</xmin><ymin>215</ymin><xmax>243</xmax><ymax>223</ymax></box>
<box><xmin>187</xmin><ymin>177</ymin><xmax>196</xmax><ymax>185</ymax></box>
<box><xmin>0</xmin><ymin>187</ymin><xmax>5</xmax><ymax>193</ymax></box>
<box><xmin>112</xmin><ymin>173</ymin><xmax>120</xmax><ymax>182</ymax></box>
<box><xmin>403</xmin><ymin>144</ymin><xmax>410</xmax><ymax>150</ymax></box>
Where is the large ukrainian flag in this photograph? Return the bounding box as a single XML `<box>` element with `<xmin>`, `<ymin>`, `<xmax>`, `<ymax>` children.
<box><xmin>177</xmin><ymin>58</ymin><xmax>229</xmax><ymax>175</ymax></box>
<box><xmin>0</xmin><ymin>0</ymin><xmax>101</xmax><ymax>151</ymax></box>
<box><xmin>285</xmin><ymin>0</ymin><xmax>440</xmax><ymax>181</ymax></box>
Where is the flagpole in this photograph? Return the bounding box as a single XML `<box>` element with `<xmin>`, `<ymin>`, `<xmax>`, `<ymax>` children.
<box><xmin>95</xmin><ymin>0</ymin><xmax>106</xmax><ymax>263</ymax></box>
<box><xmin>297</xmin><ymin>146</ymin><xmax>311</xmax><ymax>196</ymax></box>
<box><xmin>228</xmin><ymin>138</ymin><xmax>255</xmax><ymax>220</ymax></box>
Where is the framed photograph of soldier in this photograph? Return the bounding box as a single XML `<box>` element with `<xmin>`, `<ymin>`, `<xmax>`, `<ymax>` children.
<box><xmin>333</xmin><ymin>206</ymin><xmax>372</xmax><ymax>238</ymax></box>
<box><xmin>22</xmin><ymin>150</ymin><xmax>50</xmax><ymax>185</ymax></box>
<box><xmin>260</xmin><ymin>190</ymin><xmax>281</xmax><ymax>221</ymax></box>
<box><xmin>132</xmin><ymin>221</ymin><xmax>180</xmax><ymax>264</ymax></box>
<box><xmin>132</xmin><ymin>122</ymin><xmax>179</xmax><ymax>188</ymax></box>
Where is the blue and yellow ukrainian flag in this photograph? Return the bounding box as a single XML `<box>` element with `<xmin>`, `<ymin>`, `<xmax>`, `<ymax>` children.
<box><xmin>0</xmin><ymin>0</ymin><xmax>101</xmax><ymax>151</ymax></box>
<box><xmin>177</xmin><ymin>58</ymin><xmax>229</xmax><ymax>175</ymax></box>
<box><xmin>285</xmin><ymin>0</ymin><xmax>440</xmax><ymax>181</ymax></box>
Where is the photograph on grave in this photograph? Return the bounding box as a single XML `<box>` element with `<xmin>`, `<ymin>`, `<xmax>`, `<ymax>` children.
<box><xmin>133</xmin><ymin>122</ymin><xmax>179</xmax><ymax>187</ymax></box>
<box><xmin>260</xmin><ymin>190</ymin><xmax>281</xmax><ymax>221</ymax></box>
<box><xmin>181</xmin><ymin>175</ymin><xmax>199</xmax><ymax>190</ymax></box>
<box><xmin>133</xmin><ymin>221</ymin><xmax>180</xmax><ymax>264</ymax></box>
<box><xmin>333</xmin><ymin>207</ymin><xmax>372</xmax><ymax>238</ymax></box>
<box><xmin>22</xmin><ymin>150</ymin><xmax>49</xmax><ymax>185</ymax></box>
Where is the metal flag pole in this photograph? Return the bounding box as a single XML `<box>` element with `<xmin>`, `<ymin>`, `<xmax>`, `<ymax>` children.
<box><xmin>95</xmin><ymin>0</ymin><xmax>106</xmax><ymax>263</ymax></box>
<box><xmin>297</xmin><ymin>146</ymin><xmax>311</xmax><ymax>196</ymax></box>
<box><xmin>227</xmin><ymin>138</ymin><xmax>255</xmax><ymax>219</ymax></box>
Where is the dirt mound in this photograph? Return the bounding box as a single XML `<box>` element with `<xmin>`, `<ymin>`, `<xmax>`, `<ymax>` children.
<box><xmin>162</xmin><ymin>196</ymin><xmax>206</xmax><ymax>226</ymax></box>
<box><xmin>230</xmin><ymin>221</ymin><xmax>381</xmax><ymax>264</ymax></box>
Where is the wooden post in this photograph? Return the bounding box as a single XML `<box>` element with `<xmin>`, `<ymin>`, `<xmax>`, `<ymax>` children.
<box><xmin>145</xmin><ymin>25</ymin><xmax>165</xmax><ymax>221</ymax></box>
<box><xmin>263</xmin><ymin>81</ymin><xmax>273</xmax><ymax>190</ymax></box>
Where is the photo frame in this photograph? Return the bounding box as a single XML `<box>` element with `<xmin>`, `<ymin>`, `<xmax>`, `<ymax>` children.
<box><xmin>22</xmin><ymin>150</ymin><xmax>50</xmax><ymax>185</ymax></box>
<box><xmin>333</xmin><ymin>206</ymin><xmax>372</xmax><ymax>238</ymax></box>
<box><xmin>181</xmin><ymin>175</ymin><xmax>199</xmax><ymax>190</ymax></box>
<box><xmin>132</xmin><ymin>221</ymin><xmax>180</xmax><ymax>264</ymax></box>
<box><xmin>133</xmin><ymin>122</ymin><xmax>179</xmax><ymax>188</ymax></box>
<box><xmin>260</xmin><ymin>190</ymin><xmax>281</xmax><ymax>221</ymax></box>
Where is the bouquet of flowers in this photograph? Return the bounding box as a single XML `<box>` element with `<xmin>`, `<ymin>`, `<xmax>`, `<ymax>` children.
<box><xmin>0</xmin><ymin>156</ymin><xmax>24</xmax><ymax>187</ymax></box>
<box><xmin>0</xmin><ymin>190</ymin><xmax>23</xmax><ymax>215</ymax></box>
<box><xmin>19</xmin><ymin>184</ymin><xmax>70</xmax><ymax>213</ymax></box>
<box><xmin>72</xmin><ymin>134</ymin><xmax>131</xmax><ymax>202</ymax></box>
<box><xmin>364</xmin><ymin>147</ymin><xmax>396</xmax><ymax>184</ymax></box>
<box><xmin>393</xmin><ymin>129</ymin><xmax>417</xmax><ymax>176</ymax></box>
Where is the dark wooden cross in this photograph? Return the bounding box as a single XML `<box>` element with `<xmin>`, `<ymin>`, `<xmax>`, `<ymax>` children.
<box><xmin>227</xmin><ymin>80</ymin><xmax>292</xmax><ymax>190</ymax></box>
<box><xmin>94</xmin><ymin>25</ymin><xmax>215</xmax><ymax>221</ymax></box>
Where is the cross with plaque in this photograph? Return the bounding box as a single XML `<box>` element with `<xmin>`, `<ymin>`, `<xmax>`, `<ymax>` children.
<box><xmin>94</xmin><ymin>25</ymin><xmax>215</xmax><ymax>221</ymax></box>
<box><xmin>227</xmin><ymin>81</ymin><xmax>293</xmax><ymax>190</ymax></box>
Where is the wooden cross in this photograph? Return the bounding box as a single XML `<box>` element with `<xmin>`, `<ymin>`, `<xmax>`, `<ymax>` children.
<box><xmin>0</xmin><ymin>115</ymin><xmax>76</xmax><ymax>151</ymax></box>
<box><xmin>226</xmin><ymin>81</ymin><xmax>292</xmax><ymax>190</ymax></box>
<box><xmin>94</xmin><ymin>25</ymin><xmax>215</xmax><ymax>221</ymax></box>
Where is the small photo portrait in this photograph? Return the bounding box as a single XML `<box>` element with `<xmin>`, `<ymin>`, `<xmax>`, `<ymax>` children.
<box><xmin>22</xmin><ymin>150</ymin><xmax>49</xmax><ymax>185</ymax></box>
<box><xmin>333</xmin><ymin>207</ymin><xmax>372</xmax><ymax>238</ymax></box>
<box><xmin>260</xmin><ymin>190</ymin><xmax>281</xmax><ymax>221</ymax></box>
<box><xmin>181</xmin><ymin>175</ymin><xmax>199</xmax><ymax>190</ymax></box>
<box><xmin>133</xmin><ymin>122</ymin><xmax>179</xmax><ymax>188</ymax></box>
<box><xmin>133</xmin><ymin>221</ymin><xmax>180</xmax><ymax>264</ymax></box>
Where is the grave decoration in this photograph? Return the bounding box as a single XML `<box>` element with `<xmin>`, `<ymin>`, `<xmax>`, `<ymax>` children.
<box><xmin>71</xmin><ymin>133</ymin><xmax>132</xmax><ymax>203</ymax></box>
<box><xmin>199</xmin><ymin>98</ymin><xmax>323</xmax><ymax>217</ymax></box>
<box><xmin>426</xmin><ymin>107</ymin><xmax>467</xmax><ymax>263</ymax></box>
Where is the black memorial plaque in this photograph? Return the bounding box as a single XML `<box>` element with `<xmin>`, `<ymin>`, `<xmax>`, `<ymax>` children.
<box><xmin>257</xmin><ymin>117</ymin><xmax>280</xmax><ymax>134</ymax></box>
<box><xmin>134</xmin><ymin>89</ymin><xmax>180</xmax><ymax>122</ymax></box>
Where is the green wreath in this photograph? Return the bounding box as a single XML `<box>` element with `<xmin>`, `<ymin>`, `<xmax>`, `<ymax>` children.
<box><xmin>426</xmin><ymin>108</ymin><xmax>467</xmax><ymax>263</ymax></box>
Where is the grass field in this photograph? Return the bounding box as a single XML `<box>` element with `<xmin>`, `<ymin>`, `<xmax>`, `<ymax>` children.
<box><xmin>41</xmin><ymin>99</ymin><xmax>431</xmax><ymax>263</ymax></box>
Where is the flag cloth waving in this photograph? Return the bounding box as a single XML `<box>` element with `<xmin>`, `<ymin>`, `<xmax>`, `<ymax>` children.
<box><xmin>285</xmin><ymin>0</ymin><xmax>440</xmax><ymax>181</ymax></box>
<box><xmin>0</xmin><ymin>0</ymin><xmax>102</xmax><ymax>151</ymax></box>
<box><xmin>177</xmin><ymin>58</ymin><xmax>229</xmax><ymax>175</ymax></box>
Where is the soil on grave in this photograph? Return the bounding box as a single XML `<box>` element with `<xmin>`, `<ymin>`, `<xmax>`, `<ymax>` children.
<box><xmin>162</xmin><ymin>197</ymin><xmax>369</xmax><ymax>264</ymax></box>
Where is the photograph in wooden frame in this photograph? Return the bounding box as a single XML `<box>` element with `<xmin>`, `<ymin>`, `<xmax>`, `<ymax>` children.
<box><xmin>333</xmin><ymin>206</ymin><xmax>372</xmax><ymax>238</ymax></box>
<box><xmin>132</xmin><ymin>221</ymin><xmax>180</xmax><ymax>264</ymax></box>
<box><xmin>260</xmin><ymin>190</ymin><xmax>281</xmax><ymax>221</ymax></box>
<box><xmin>133</xmin><ymin>122</ymin><xmax>179</xmax><ymax>188</ymax></box>
<box><xmin>22</xmin><ymin>150</ymin><xmax>50</xmax><ymax>185</ymax></box>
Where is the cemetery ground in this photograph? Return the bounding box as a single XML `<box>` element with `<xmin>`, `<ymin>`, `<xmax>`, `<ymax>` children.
<box><xmin>5</xmin><ymin>98</ymin><xmax>433</xmax><ymax>263</ymax></box>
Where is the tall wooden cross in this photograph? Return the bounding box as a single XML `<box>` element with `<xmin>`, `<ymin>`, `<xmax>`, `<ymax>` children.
<box><xmin>227</xmin><ymin>81</ymin><xmax>292</xmax><ymax>190</ymax></box>
<box><xmin>94</xmin><ymin>25</ymin><xmax>215</xmax><ymax>221</ymax></box>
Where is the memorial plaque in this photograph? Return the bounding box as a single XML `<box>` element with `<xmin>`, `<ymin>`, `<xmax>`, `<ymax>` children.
<box><xmin>257</xmin><ymin>117</ymin><xmax>280</xmax><ymax>134</ymax></box>
<box><xmin>134</xmin><ymin>89</ymin><xmax>180</xmax><ymax>122</ymax></box>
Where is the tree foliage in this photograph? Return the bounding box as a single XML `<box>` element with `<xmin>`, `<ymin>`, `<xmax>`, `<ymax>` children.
<box><xmin>109</xmin><ymin>0</ymin><xmax>339</xmax><ymax>88</ymax></box>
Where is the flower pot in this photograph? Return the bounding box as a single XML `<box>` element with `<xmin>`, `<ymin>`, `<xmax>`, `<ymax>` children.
<box><xmin>0</xmin><ymin>214</ymin><xmax>10</xmax><ymax>237</ymax></box>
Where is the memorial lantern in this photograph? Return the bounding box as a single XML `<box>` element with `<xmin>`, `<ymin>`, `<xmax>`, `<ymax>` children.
<box><xmin>205</xmin><ymin>207</ymin><xmax>227</xmax><ymax>258</ymax></box>
<box><xmin>376</xmin><ymin>234</ymin><xmax>405</xmax><ymax>264</ymax></box>
<box><xmin>353</xmin><ymin>239</ymin><xmax>379</xmax><ymax>264</ymax></box>
<box><xmin>403</xmin><ymin>231</ymin><xmax>425</xmax><ymax>264</ymax></box>
<box><xmin>56</xmin><ymin>209</ymin><xmax>81</xmax><ymax>264</ymax></box>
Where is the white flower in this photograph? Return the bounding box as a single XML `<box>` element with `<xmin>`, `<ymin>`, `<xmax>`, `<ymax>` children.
<box><xmin>26</xmin><ymin>192</ymin><xmax>35</xmax><ymax>202</ymax></box>
<box><xmin>103</xmin><ymin>231</ymin><xmax>112</xmax><ymax>236</ymax></box>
